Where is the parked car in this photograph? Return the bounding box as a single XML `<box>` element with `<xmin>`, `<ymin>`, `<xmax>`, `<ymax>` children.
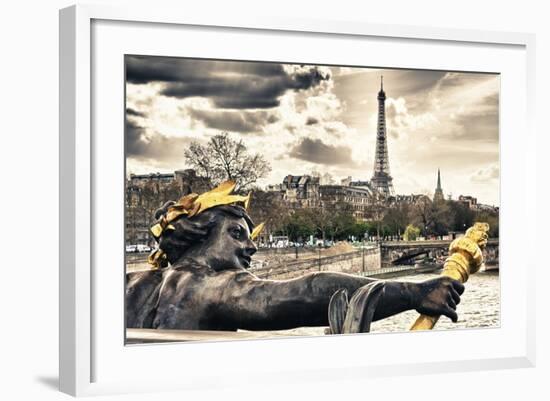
<box><xmin>125</xmin><ymin>244</ymin><xmax>137</xmax><ymax>253</ymax></box>
<box><xmin>137</xmin><ymin>244</ymin><xmax>151</xmax><ymax>253</ymax></box>
<box><xmin>272</xmin><ymin>235</ymin><xmax>289</xmax><ymax>248</ymax></box>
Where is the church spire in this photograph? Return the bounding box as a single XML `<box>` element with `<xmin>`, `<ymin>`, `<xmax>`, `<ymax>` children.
<box><xmin>434</xmin><ymin>168</ymin><xmax>444</xmax><ymax>203</ymax></box>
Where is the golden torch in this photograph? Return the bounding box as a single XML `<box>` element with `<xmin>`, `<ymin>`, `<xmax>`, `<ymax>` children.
<box><xmin>409</xmin><ymin>222</ymin><xmax>490</xmax><ymax>331</ymax></box>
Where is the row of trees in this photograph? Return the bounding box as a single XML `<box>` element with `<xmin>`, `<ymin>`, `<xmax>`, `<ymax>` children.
<box><xmin>401</xmin><ymin>198</ymin><xmax>499</xmax><ymax>238</ymax></box>
<box><xmin>249</xmin><ymin>201</ymin><xmax>381</xmax><ymax>243</ymax></box>
<box><xmin>258</xmin><ymin>196</ymin><xmax>499</xmax><ymax>243</ymax></box>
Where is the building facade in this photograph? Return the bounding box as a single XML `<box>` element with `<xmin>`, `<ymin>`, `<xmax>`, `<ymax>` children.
<box><xmin>319</xmin><ymin>185</ymin><xmax>377</xmax><ymax>220</ymax></box>
<box><xmin>458</xmin><ymin>195</ymin><xmax>478</xmax><ymax>209</ymax></box>
<box><xmin>391</xmin><ymin>193</ymin><xmax>431</xmax><ymax>206</ymax></box>
<box><xmin>458</xmin><ymin>195</ymin><xmax>499</xmax><ymax>213</ymax></box>
<box><xmin>281</xmin><ymin>174</ymin><xmax>321</xmax><ymax>208</ymax></box>
<box><xmin>125</xmin><ymin>169</ymin><xmax>211</xmax><ymax>246</ymax></box>
<box><xmin>269</xmin><ymin>174</ymin><xmax>380</xmax><ymax>221</ymax></box>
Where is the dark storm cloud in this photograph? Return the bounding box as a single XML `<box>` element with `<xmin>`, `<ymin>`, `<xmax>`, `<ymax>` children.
<box><xmin>306</xmin><ymin>117</ymin><xmax>319</xmax><ymax>125</ymax></box>
<box><xmin>126</xmin><ymin>56</ymin><xmax>284</xmax><ymax>84</ymax></box>
<box><xmin>126</xmin><ymin>108</ymin><xmax>146</xmax><ymax>118</ymax></box>
<box><xmin>293</xmin><ymin>68</ymin><xmax>329</xmax><ymax>89</ymax></box>
<box><xmin>126</xmin><ymin>56</ymin><xmax>329</xmax><ymax>109</ymax></box>
<box><xmin>126</xmin><ymin>119</ymin><xmax>147</xmax><ymax>156</ymax></box>
<box><xmin>289</xmin><ymin>137</ymin><xmax>354</xmax><ymax>165</ymax></box>
<box><xmin>187</xmin><ymin>109</ymin><xmax>278</xmax><ymax>133</ymax></box>
<box><xmin>126</xmin><ymin>118</ymin><xmax>192</xmax><ymax>161</ymax></box>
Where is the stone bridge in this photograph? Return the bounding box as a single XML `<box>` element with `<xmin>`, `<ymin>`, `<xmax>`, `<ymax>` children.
<box><xmin>380</xmin><ymin>239</ymin><xmax>499</xmax><ymax>266</ymax></box>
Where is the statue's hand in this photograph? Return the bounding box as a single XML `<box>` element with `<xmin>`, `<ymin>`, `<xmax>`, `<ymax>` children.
<box><xmin>412</xmin><ymin>277</ymin><xmax>465</xmax><ymax>322</ymax></box>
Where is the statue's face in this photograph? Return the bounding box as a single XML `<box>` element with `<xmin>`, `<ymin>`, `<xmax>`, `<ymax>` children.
<box><xmin>203</xmin><ymin>215</ymin><xmax>258</xmax><ymax>271</ymax></box>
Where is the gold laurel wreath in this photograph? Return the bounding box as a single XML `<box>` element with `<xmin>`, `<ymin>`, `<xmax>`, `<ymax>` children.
<box><xmin>147</xmin><ymin>180</ymin><xmax>265</xmax><ymax>268</ymax></box>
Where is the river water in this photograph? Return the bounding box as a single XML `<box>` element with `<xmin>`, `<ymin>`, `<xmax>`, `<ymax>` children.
<box><xmin>370</xmin><ymin>270</ymin><xmax>500</xmax><ymax>333</ymax></box>
<box><xmin>247</xmin><ymin>270</ymin><xmax>500</xmax><ymax>337</ymax></box>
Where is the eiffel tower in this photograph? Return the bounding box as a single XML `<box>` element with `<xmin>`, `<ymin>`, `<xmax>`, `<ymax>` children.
<box><xmin>370</xmin><ymin>76</ymin><xmax>395</xmax><ymax>197</ymax></box>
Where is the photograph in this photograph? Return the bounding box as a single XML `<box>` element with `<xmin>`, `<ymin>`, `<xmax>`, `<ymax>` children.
<box><xmin>124</xmin><ymin>55</ymin><xmax>500</xmax><ymax>344</ymax></box>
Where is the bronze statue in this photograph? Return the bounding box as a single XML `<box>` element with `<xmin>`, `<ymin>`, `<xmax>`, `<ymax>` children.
<box><xmin>126</xmin><ymin>181</ymin><xmax>464</xmax><ymax>334</ymax></box>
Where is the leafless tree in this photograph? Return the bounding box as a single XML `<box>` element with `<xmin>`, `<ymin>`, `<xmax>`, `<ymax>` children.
<box><xmin>185</xmin><ymin>132</ymin><xmax>271</xmax><ymax>191</ymax></box>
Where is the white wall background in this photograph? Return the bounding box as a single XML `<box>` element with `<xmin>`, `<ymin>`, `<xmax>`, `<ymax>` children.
<box><xmin>0</xmin><ymin>0</ymin><xmax>547</xmax><ymax>399</ymax></box>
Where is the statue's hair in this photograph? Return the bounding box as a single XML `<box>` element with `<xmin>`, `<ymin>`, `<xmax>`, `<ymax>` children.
<box><xmin>153</xmin><ymin>202</ymin><xmax>255</xmax><ymax>266</ymax></box>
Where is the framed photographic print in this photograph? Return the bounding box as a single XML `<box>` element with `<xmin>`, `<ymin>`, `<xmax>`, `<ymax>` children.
<box><xmin>59</xmin><ymin>4</ymin><xmax>536</xmax><ymax>397</ymax></box>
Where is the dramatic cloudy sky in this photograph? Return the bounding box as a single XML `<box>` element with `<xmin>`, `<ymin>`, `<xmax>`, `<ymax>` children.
<box><xmin>126</xmin><ymin>55</ymin><xmax>500</xmax><ymax>206</ymax></box>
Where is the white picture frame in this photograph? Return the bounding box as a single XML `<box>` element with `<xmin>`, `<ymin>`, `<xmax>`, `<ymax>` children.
<box><xmin>59</xmin><ymin>4</ymin><xmax>536</xmax><ymax>397</ymax></box>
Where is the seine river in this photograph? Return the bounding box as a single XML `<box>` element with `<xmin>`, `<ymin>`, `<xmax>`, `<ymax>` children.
<box><xmin>249</xmin><ymin>270</ymin><xmax>500</xmax><ymax>337</ymax></box>
<box><xmin>370</xmin><ymin>270</ymin><xmax>500</xmax><ymax>333</ymax></box>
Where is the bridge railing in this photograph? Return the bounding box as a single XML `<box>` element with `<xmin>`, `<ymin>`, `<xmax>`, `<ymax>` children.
<box><xmin>251</xmin><ymin>247</ymin><xmax>380</xmax><ymax>279</ymax></box>
<box><xmin>380</xmin><ymin>239</ymin><xmax>499</xmax><ymax>247</ymax></box>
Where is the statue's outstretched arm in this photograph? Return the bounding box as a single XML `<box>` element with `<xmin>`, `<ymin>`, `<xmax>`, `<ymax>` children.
<box><xmin>216</xmin><ymin>271</ymin><xmax>456</xmax><ymax>331</ymax></box>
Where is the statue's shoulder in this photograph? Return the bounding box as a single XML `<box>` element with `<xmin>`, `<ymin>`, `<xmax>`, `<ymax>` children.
<box><xmin>126</xmin><ymin>268</ymin><xmax>163</xmax><ymax>286</ymax></box>
<box><xmin>170</xmin><ymin>258</ymin><xmax>251</xmax><ymax>276</ymax></box>
<box><xmin>126</xmin><ymin>269</ymin><xmax>164</xmax><ymax>311</ymax></box>
<box><xmin>227</xmin><ymin>268</ymin><xmax>259</xmax><ymax>283</ymax></box>
<box><xmin>169</xmin><ymin>258</ymin><xmax>225</xmax><ymax>279</ymax></box>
